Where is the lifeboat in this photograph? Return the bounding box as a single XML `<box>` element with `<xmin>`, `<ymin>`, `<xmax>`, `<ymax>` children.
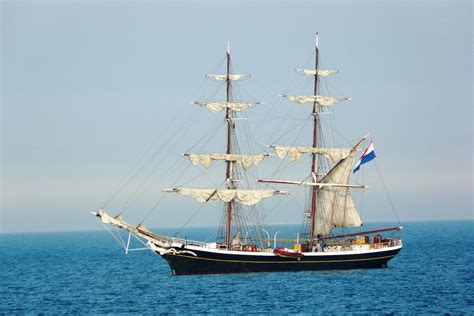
<box><xmin>273</xmin><ymin>247</ymin><xmax>304</xmax><ymax>258</ymax></box>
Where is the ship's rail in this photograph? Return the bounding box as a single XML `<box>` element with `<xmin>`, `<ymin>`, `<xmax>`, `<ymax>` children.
<box><xmin>166</xmin><ymin>236</ymin><xmax>209</xmax><ymax>248</ymax></box>
<box><xmin>321</xmin><ymin>239</ymin><xmax>402</xmax><ymax>252</ymax></box>
<box><xmin>140</xmin><ymin>229</ymin><xmax>402</xmax><ymax>253</ymax></box>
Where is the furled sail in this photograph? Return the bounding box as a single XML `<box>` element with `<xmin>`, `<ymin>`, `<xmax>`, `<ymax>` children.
<box><xmin>205</xmin><ymin>74</ymin><xmax>251</xmax><ymax>81</ymax></box>
<box><xmin>95</xmin><ymin>209</ymin><xmax>137</xmax><ymax>233</ymax></box>
<box><xmin>281</xmin><ymin>95</ymin><xmax>350</xmax><ymax>106</ymax></box>
<box><xmin>168</xmin><ymin>188</ymin><xmax>279</xmax><ymax>206</ymax></box>
<box><xmin>272</xmin><ymin>146</ymin><xmax>351</xmax><ymax>163</ymax></box>
<box><xmin>314</xmin><ymin>142</ymin><xmax>365</xmax><ymax>235</ymax></box>
<box><xmin>193</xmin><ymin>101</ymin><xmax>260</xmax><ymax>112</ymax></box>
<box><xmin>186</xmin><ymin>153</ymin><xmax>266</xmax><ymax>170</ymax></box>
<box><xmin>293</xmin><ymin>68</ymin><xmax>340</xmax><ymax>77</ymax></box>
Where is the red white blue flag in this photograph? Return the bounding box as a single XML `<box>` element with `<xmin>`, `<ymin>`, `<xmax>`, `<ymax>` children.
<box><xmin>353</xmin><ymin>141</ymin><xmax>376</xmax><ymax>174</ymax></box>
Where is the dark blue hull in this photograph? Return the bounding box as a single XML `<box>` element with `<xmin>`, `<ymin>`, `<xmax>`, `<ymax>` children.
<box><xmin>159</xmin><ymin>247</ymin><xmax>402</xmax><ymax>275</ymax></box>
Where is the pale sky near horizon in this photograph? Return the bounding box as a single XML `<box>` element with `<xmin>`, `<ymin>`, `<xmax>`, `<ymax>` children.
<box><xmin>1</xmin><ymin>0</ymin><xmax>472</xmax><ymax>233</ymax></box>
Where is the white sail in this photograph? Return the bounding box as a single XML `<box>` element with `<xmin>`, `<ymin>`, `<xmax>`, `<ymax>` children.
<box><xmin>187</xmin><ymin>153</ymin><xmax>266</xmax><ymax>170</ymax></box>
<box><xmin>281</xmin><ymin>95</ymin><xmax>350</xmax><ymax>106</ymax></box>
<box><xmin>95</xmin><ymin>209</ymin><xmax>138</xmax><ymax>233</ymax></box>
<box><xmin>169</xmin><ymin>188</ymin><xmax>279</xmax><ymax>206</ymax></box>
<box><xmin>193</xmin><ymin>101</ymin><xmax>260</xmax><ymax>112</ymax></box>
<box><xmin>293</xmin><ymin>68</ymin><xmax>340</xmax><ymax>77</ymax></box>
<box><xmin>205</xmin><ymin>74</ymin><xmax>251</xmax><ymax>81</ymax></box>
<box><xmin>272</xmin><ymin>146</ymin><xmax>351</xmax><ymax>163</ymax></box>
<box><xmin>314</xmin><ymin>143</ymin><xmax>365</xmax><ymax>235</ymax></box>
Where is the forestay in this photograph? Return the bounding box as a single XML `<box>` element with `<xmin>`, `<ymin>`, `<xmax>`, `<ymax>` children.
<box><xmin>281</xmin><ymin>95</ymin><xmax>350</xmax><ymax>106</ymax></box>
<box><xmin>187</xmin><ymin>153</ymin><xmax>266</xmax><ymax>170</ymax></box>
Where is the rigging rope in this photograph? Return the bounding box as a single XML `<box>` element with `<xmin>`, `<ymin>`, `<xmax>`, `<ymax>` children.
<box><xmin>120</xmin><ymin>113</ymin><xmax>225</xmax><ymax>214</ymax></box>
<box><xmin>100</xmin><ymin>55</ymin><xmax>227</xmax><ymax>215</ymax></box>
<box><xmin>99</xmin><ymin>112</ymin><xmax>184</xmax><ymax>210</ymax></box>
<box><xmin>117</xmin><ymin>108</ymin><xmax>203</xmax><ymax>215</ymax></box>
<box><xmin>374</xmin><ymin>160</ymin><xmax>401</xmax><ymax>225</ymax></box>
<box><xmin>174</xmin><ymin>203</ymin><xmax>208</xmax><ymax>237</ymax></box>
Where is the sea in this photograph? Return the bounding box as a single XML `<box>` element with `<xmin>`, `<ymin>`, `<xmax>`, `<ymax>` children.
<box><xmin>1</xmin><ymin>220</ymin><xmax>473</xmax><ymax>314</ymax></box>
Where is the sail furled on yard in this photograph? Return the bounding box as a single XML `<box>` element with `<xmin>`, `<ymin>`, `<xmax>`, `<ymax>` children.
<box><xmin>272</xmin><ymin>146</ymin><xmax>351</xmax><ymax>163</ymax></box>
<box><xmin>293</xmin><ymin>68</ymin><xmax>340</xmax><ymax>77</ymax></box>
<box><xmin>281</xmin><ymin>95</ymin><xmax>350</xmax><ymax>106</ymax></box>
<box><xmin>205</xmin><ymin>74</ymin><xmax>251</xmax><ymax>81</ymax></box>
<box><xmin>169</xmin><ymin>188</ymin><xmax>278</xmax><ymax>206</ymax></box>
<box><xmin>96</xmin><ymin>209</ymin><xmax>138</xmax><ymax>233</ymax></box>
<box><xmin>187</xmin><ymin>153</ymin><xmax>266</xmax><ymax>170</ymax></box>
<box><xmin>193</xmin><ymin>101</ymin><xmax>261</xmax><ymax>112</ymax></box>
<box><xmin>314</xmin><ymin>146</ymin><xmax>364</xmax><ymax>235</ymax></box>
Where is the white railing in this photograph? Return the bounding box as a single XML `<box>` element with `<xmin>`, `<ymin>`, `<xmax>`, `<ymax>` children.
<box><xmin>323</xmin><ymin>239</ymin><xmax>402</xmax><ymax>252</ymax></box>
<box><xmin>167</xmin><ymin>237</ymin><xmax>208</xmax><ymax>248</ymax></box>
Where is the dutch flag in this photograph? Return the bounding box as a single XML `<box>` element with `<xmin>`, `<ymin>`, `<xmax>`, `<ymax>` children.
<box><xmin>353</xmin><ymin>141</ymin><xmax>376</xmax><ymax>174</ymax></box>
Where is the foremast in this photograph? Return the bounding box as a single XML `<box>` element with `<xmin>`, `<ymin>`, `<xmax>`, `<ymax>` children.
<box><xmin>166</xmin><ymin>44</ymin><xmax>287</xmax><ymax>250</ymax></box>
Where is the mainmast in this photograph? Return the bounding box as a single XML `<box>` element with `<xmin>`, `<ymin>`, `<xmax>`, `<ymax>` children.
<box><xmin>309</xmin><ymin>33</ymin><xmax>320</xmax><ymax>245</ymax></box>
<box><xmin>258</xmin><ymin>33</ymin><xmax>363</xmax><ymax>239</ymax></box>
<box><xmin>225</xmin><ymin>43</ymin><xmax>234</xmax><ymax>249</ymax></box>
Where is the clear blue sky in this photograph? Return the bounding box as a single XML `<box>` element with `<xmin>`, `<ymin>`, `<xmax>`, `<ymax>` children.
<box><xmin>1</xmin><ymin>0</ymin><xmax>472</xmax><ymax>233</ymax></box>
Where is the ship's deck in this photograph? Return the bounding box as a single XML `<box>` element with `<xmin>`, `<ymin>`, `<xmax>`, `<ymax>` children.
<box><xmin>149</xmin><ymin>238</ymin><xmax>403</xmax><ymax>257</ymax></box>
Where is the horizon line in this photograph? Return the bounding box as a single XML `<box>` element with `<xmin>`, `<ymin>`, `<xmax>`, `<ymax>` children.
<box><xmin>0</xmin><ymin>218</ymin><xmax>472</xmax><ymax>235</ymax></box>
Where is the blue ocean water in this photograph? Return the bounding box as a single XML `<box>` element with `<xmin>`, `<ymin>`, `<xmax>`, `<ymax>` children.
<box><xmin>1</xmin><ymin>221</ymin><xmax>473</xmax><ymax>314</ymax></box>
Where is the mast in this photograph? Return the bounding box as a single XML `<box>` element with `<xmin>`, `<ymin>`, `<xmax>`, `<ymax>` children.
<box><xmin>166</xmin><ymin>46</ymin><xmax>284</xmax><ymax>244</ymax></box>
<box><xmin>225</xmin><ymin>43</ymin><xmax>234</xmax><ymax>249</ymax></box>
<box><xmin>309</xmin><ymin>33</ymin><xmax>320</xmax><ymax>245</ymax></box>
<box><xmin>259</xmin><ymin>35</ymin><xmax>363</xmax><ymax>238</ymax></box>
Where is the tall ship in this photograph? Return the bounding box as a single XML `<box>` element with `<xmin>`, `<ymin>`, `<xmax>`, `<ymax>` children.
<box><xmin>94</xmin><ymin>34</ymin><xmax>403</xmax><ymax>275</ymax></box>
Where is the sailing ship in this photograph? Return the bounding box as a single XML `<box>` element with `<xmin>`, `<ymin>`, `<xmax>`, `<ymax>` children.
<box><xmin>94</xmin><ymin>34</ymin><xmax>402</xmax><ymax>275</ymax></box>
